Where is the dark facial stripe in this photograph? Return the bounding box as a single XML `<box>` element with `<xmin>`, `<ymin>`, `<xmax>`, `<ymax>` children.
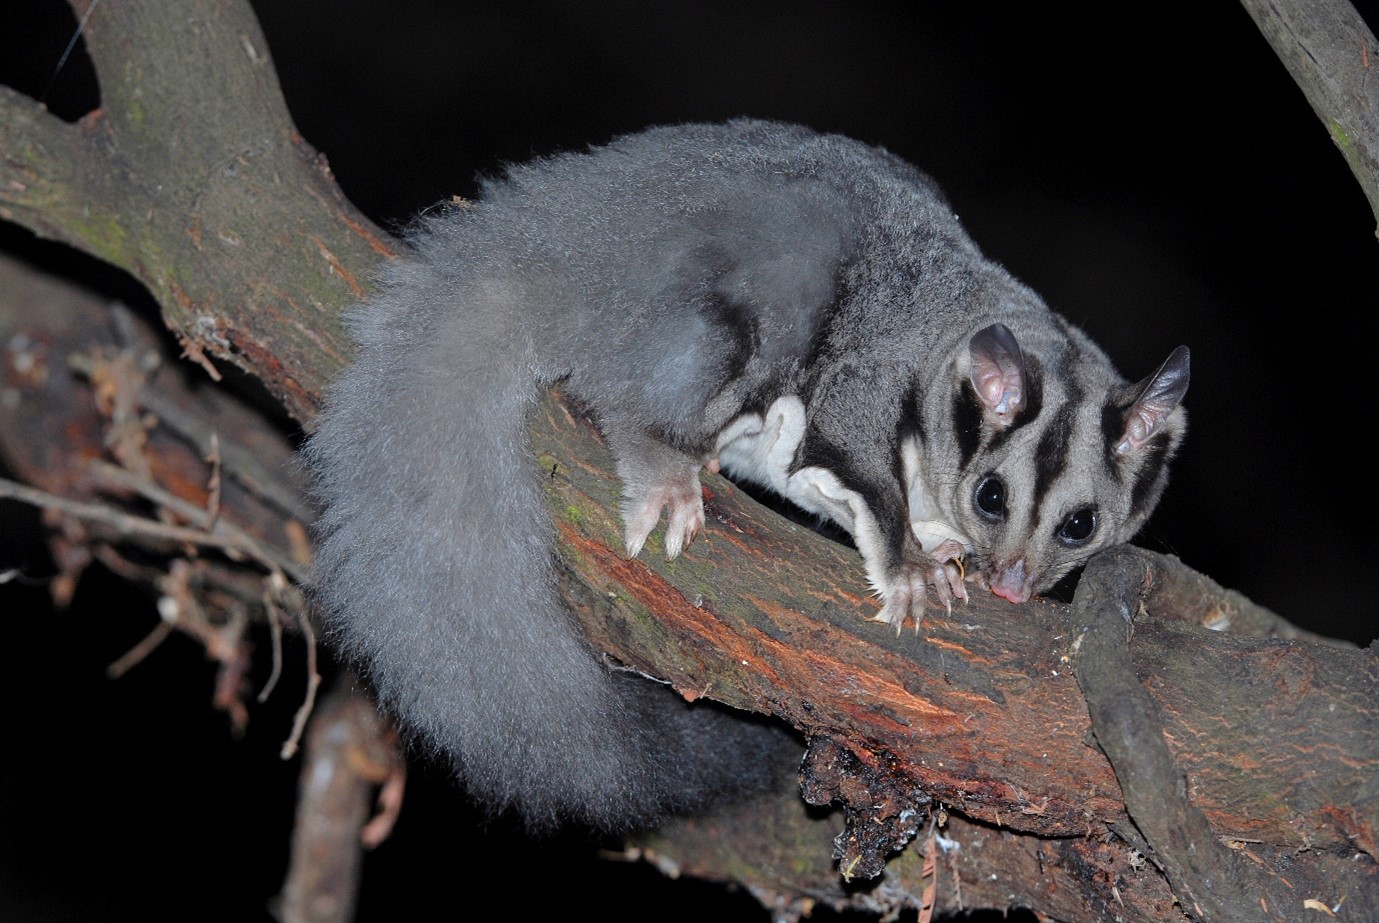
<box><xmin>952</xmin><ymin>381</ymin><xmax>984</xmax><ymax>469</ymax></box>
<box><xmin>1033</xmin><ymin>401</ymin><xmax>1077</xmax><ymax>508</ymax></box>
<box><xmin>1128</xmin><ymin>437</ymin><xmax>1173</xmax><ymax>515</ymax></box>
<box><xmin>1101</xmin><ymin>384</ymin><xmax>1179</xmax><ymax>521</ymax></box>
<box><xmin>1101</xmin><ymin>399</ymin><xmax>1125</xmax><ymax>466</ymax></box>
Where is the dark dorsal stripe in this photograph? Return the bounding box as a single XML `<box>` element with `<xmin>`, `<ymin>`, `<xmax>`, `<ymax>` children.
<box><xmin>795</xmin><ymin>431</ymin><xmax>909</xmax><ymax>566</ymax></box>
<box><xmin>696</xmin><ymin>292</ymin><xmax>760</xmax><ymax>386</ymax></box>
<box><xmin>894</xmin><ymin>379</ymin><xmax>926</xmax><ymax>488</ymax></box>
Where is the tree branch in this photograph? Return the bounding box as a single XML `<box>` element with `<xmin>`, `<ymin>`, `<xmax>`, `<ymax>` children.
<box><xmin>2</xmin><ymin>1</ymin><xmax>1377</xmax><ymax>920</ymax></box>
<box><xmin>0</xmin><ymin>0</ymin><xmax>393</xmax><ymax>421</ymax></box>
<box><xmin>1240</xmin><ymin>0</ymin><xmax>1379</xmax><ymax>232</ymax></box>
<box><xmin>0</xmin><ymin>85</ymin><xmax>117</xmax><ymax>249</ymax></box>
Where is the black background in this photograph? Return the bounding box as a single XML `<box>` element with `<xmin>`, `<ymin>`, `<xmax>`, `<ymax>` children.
<box><xmin>2</xmin><ymin>2</ymin><xmax>1377</xmax><ymax>921</ymax></box>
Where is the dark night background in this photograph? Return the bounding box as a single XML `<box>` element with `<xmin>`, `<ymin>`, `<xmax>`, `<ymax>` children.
<box><xmin>3</xmin><ymin>1</ymin><xmax>1378</xmax><ymax>921</ymax></box>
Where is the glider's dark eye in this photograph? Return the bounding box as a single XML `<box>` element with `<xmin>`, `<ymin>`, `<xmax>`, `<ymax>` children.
<box><xmin>1057</xmin><ymin>507</ymin><xmax>1098</xmax><ymax>545</ymax></box>
<box><xmin>974</xmin><ymin>476</ymin><xmax>1006</xmax><ymax>521</ymax></box>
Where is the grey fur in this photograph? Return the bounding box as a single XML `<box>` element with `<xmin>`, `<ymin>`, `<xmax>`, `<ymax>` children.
<box><xmin>304</xmin><ymin>119</ymin><xmax>1188</xmax><ymax>831</ymax></box>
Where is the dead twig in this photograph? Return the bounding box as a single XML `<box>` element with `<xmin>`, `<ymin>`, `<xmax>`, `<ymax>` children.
<box><xmin>1</xmin><ymin>471</ymin><xmax>308</xmax><ymax>584</ymax></box>
<box><xmin>280</xmin><ymin>601</ymin><xmax>321</xmax><ymax>761</ymax></box>
<box><xmin>106</xmin><ymin>618</ymin><xmax>176</xmax><ymax>678</ymax></box>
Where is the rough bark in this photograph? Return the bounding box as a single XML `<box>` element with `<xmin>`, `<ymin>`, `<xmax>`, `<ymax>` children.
<box><xmin>1</xmin><ymin>1</ymin><xmax>1377</xmax><ymax>921</ymax></box>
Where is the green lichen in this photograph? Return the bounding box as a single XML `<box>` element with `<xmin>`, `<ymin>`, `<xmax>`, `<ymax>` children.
<box><xmin>1328</xmin><ymin>119</ymin><xmax>1353</xmax><ymax>152</ymax></box>
<box><xmin>69</xmin><ymin>211</ymin><xmax>136</xmax><ymax>270</ymax></box>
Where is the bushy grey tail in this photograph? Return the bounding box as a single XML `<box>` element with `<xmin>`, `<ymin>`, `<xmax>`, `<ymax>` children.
<box><xmin>304</xmin><ymin>253</ymin><xmax>795</xmax><ymax>831</ymax></box>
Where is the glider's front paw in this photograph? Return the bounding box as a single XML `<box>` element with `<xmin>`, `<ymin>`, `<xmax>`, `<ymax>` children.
<box><xmin>871</xmin><ymin>539</ymin><xmax>967</xmax><ymax>634</ymax></box>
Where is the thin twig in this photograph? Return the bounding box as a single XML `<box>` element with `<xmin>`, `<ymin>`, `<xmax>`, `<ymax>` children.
<box><xmin>106</xmin><ymin>617</ymin><xmax>176</xmax><ymax>678</ymax></box>
<box><xmin>259</xmin><ymin>578</ymin><xmax>285</xmax><ymax>703</ymax></box>
<box><xmin>280</xmin><ymin>604</ymin><xmax>321</xmax><ymax>760</ymax></box>
<box><xmin>204</xmin><ymin>432</ymin><xmax>223</xmax><ymax>532</ymax></box>
<box><xmin>1</xmin><ymin>475</ymin><xmax>230</xmax><ymax>544</ymax></box>
<box><xmin>25</xmin><ymin>466</ymin><xmax>308</xmax><ymax>584</ymax></box>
